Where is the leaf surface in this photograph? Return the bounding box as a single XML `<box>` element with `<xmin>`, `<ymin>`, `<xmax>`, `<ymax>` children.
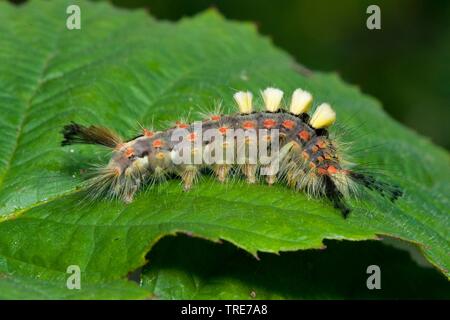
<box><xmin>0</xmin><ymin>0</ymin><xmax>448</xmax><ymax>298</ymax></box>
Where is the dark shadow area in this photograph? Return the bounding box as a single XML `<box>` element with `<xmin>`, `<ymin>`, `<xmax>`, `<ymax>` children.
<box><xmin>144</xmin><ymin>234</ymin><xmax>450</xmax><ymax>299</ymax></box>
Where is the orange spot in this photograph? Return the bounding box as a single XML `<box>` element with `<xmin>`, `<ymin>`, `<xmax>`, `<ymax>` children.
<box><xmin>187</xmin><ymin>132</ymin><xmax>197</xmax><ymax>142</ymax></box>
<box><xmin>143</xmin><ymin>129</ymin><xmax>154</xmax><ymax>138</ymax></box>
<box><xmin>317</xmin><ymin>156</ymin><xmax>324</xmax><ymax>162</ymax></box>
<box><xmin>311</xmin><ymin>146</ymin><xmax>319</xmax><ymax>153</ymax></box>
<box><xmin>113</xmin><ymin>167</ymin><xmax>121</xmax><ymax>176</ymax></box>
<box><xmin>211</xmin><ymin>115</ymin><xmax>221</xmax><ymax>121</ymax></box>
<box><xmin>282</xmin><ymin>120</ymin><xmax>295</xmax><ymax>129</ymax></box>
<box><xmin>309</xmin><ymin>162</ymin><xmax>316</xmax><ymax>169</ymax></box>
<box><xmin>323</xmin><ymin>153</ymin><xmax>332</xmax><ymax>160</ymax></box>
<box><xmin>317</xmin><ymin>167</ymin><xmax>328</xmax><ymax>175</ymax></box>
<box><xmin>218</xmin><ymin>126</ymin><xmax>228</xmax><ymax>135</ymax></box>
<box><xmin>152</xmin><ymin>139</ymin><xmax>163</xmax><ymax>148</ymax></box>
<box><xmin>156</xmin><ymin>152</ymin><xmax>165</xmax><ymax>160</ymax></box>
<box><xmin>302</xmin><ymin>151</ymin><xmax>310</xmax><ymax>160</ymax></box>
<box><xmin>125</xmin><ymin>147</ymin><xmax>134</xmax><ymax>158</ymax></box>
<box><xmin>298</xmin><ymin>130</ymin><xmax>310</xmax><ymax>141</ymax></box>
<box><xmin>263</xmin><ymin>119</ymin><xmax>277</xmax><ymax>129</ymax></box>
<box><xmin>327</xmin><ymin>166</ymin><xmax>338</xmax><ymax>174</ymax></box>
<box><xmin>242</xmin><ymin>121</ymin><xmax>256</xmax><ymax>129</ymax></box>
<box><xmin>317</xmin><ymin>140</ymin><xmax>327</xmax><ymax>149</ymax></box>
<box><xmin>176</xmin><ymin>121</ymin><xmax>189</xmax><ymax>129</ymax></box>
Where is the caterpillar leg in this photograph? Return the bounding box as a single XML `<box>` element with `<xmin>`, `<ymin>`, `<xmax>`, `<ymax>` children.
<box><xmin>324</xmin><ymin>176</ymin><xmax>351</xmax><ymax>218</ymax></box>
<box><xmin>213</xmin><ymin>164</ymin><xmax>232</xmax><ymax>183</ymax></box>
<box><xmin>241</xmin><ymin>164</ymin><xmax>257</xmax><ymax>183</ymax></box>
<box><xmin>122</xmin><ymin>160</ymin><xmax>148</xmax><ymax>202</ymax></box>
<box><xmin>258</xmin><ymin>141</ymin><xmax>295</xmax><ymax>186</ymax></box>
<box><xmin>180</xmin><ymin>165</ymin><xmax>199</xmax><ymax>191</ymax></box>
<box><xmin>122</xmin><ymin>174</ymin><xmax>140</xmax><ymax>203</ymax></box>
<box><xmin>265</xmin><ymin>175</ymin><xmax>277</xmax><ymax>185</ymax></box>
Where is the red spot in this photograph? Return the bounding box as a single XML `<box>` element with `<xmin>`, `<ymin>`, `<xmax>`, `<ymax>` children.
<box><xmin>317</xmin><ymin>140</ymin><xmax>327</xmax><ymax>149</ymax></box>
<box><xmin>143</xmin><ymin>129</ymin><xmax>154</xmax><ymax>138</ymax></box>
<box><xmin>298</xmin><ymin>130</ymin><xmax>310</xmax><ymax>141</ymax></box>
<box><xmin>125</xmin><ymin>147</ymin><xmax>134</xmax><ymax>158</ymax></box>
<box><xmin>187</xmin><ymin>132</ymin><xmax>197</xmax><ymax>142</ymax></box>
<box><xmin>263</xmin><ymin>119</ymin><xmax>277</xmax><ymax>129</ymax></box>
<box><xmin>317</xmin><ymin>167</ymin><xmax>328</xmax><ymax>175</ymax></box>
<box><xmin>282</xmin><ymin>120</ymin><xmax>295</xmax><ymax>129</ymax></box>
<box><xmin>176</xmin><ymin>121</ymin><xmax>189</xmax><ymax>129</ymax></box>
<box><xmin>211</xmin><ymin>115</ymin><xmax>221</xmax><ymax>121</ymax></box>
<box><xmin>243</xmin><ymin>121</ymin><xmax>256</xmax><ymax>129</ymax></box>
<box><xmin>152</xmin><ymin>139</ymin><xmax>163</xmax><ymax>148</ymax></box>
<box><xmin>327</xmin><ymin>166</ymin><xmax>338</xmax><ymax>174</ymax></box>
<box><xmin>218</xmin><ymin>126</ymin><xmax>228</xmax><ymax>135</ymax></box>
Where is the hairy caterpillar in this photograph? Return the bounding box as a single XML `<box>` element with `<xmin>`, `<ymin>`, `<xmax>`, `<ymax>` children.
<box><xmin>61</xmin><ymin>87</ymin><xmax>402</xmax><ymax>218</ymax></box>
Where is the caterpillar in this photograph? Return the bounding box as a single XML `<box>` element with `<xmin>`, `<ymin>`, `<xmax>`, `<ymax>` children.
<box><xmin>61</xmin><ymin>87</ymin><xmax>402</xmax><ymax>218</ymax></box>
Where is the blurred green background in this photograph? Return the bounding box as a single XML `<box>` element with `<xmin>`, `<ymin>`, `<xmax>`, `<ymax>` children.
<box><xmin>11</xmin><ymin>0</ymin><xmax>450</xmax><ymax>149</ymax></box>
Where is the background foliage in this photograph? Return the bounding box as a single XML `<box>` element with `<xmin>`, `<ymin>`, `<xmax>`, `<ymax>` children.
<box><xmin>100</xmin><ymin>0</ymin><xmax>450</xmax><ymax>150</ymax></box>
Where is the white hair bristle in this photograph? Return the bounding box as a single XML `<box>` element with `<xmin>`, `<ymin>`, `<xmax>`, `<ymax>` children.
<box><xmin>233</xmin><ymin>91</ymin><xmax>253</xmax><ymax>114</ymax></box>
<box><xmin>290</xmin><ymin>88</ymin><xmax>313</xmax><ymax>115</ymax></box>
<box><xmin>309</xmin><ymin>103</ymin><xmax>336</xmax><ymax>129</ymax></box>
<box><xmin>262</xmin><ymin>87</ymin><xmax>283</xmax><ymax>112</ymax></box>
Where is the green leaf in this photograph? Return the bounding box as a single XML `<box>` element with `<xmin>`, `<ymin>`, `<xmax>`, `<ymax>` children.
<box><xmin>0</xmin><ymin>0</ymin><xmax>448</xmax><ymax>298</ymax></box>
<box><xmin>141</xmin><ymin>235</ymin><xmax>450</xmax><ymax>299</ymax></box>
<box><xmin>0</xmin><ymin>274</ymin><xmax>151</xmax><ymax>300</ymax></box>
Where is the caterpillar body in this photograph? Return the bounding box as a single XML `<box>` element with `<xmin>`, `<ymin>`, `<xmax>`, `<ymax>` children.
<box><xmin>62</xmin><ymin>87</ymin><xmax>402</xmax><ymax>218</ymax></box>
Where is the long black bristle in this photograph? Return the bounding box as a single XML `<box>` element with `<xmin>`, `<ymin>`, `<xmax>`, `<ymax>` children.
<box><xmin>61</xmin><ymin>122</ymin><xmax>82</xmax><ymax>146</ymax></box>
<box><xmin>350</xmin><ymin>172</ymin><xmax>403</xmax><ymax>202</ymax></box>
